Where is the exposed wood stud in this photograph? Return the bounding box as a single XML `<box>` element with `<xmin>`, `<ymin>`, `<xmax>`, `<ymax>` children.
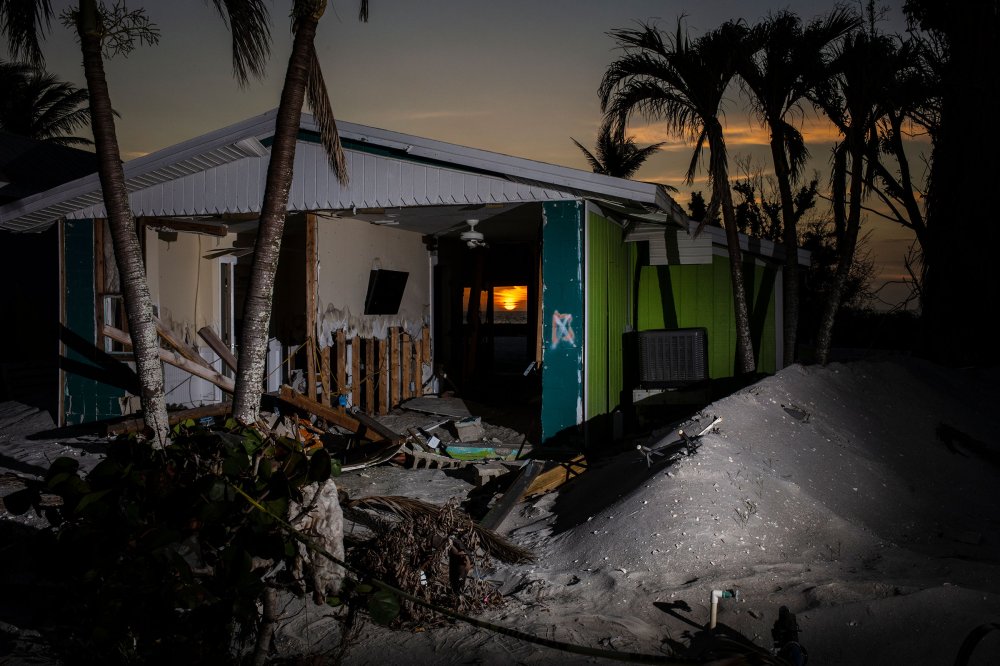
<box><xmin>414</xmin><ymin>328</ymin><xmax>424</xmax><ymax>398</ymax></box>
<box><xmin>305</xmin><ymin>214</ymin><xmax>318</xmax><ymax>401</ymax></box>
<box><xmin>336</xmin><ymin>329</ymin><xmax>347</xmax><ymax>401</ymax></box>
<box><xmin>401</xmin><ymin>331</ymin><xmax>412</xmax><ymax>401</ymax></box>
<box><xmin>365</xmin><ymin>339</ymin><xmax>374</xmax><ymax>413</ymax></box>
<box><xmin>390</xmin><ymin>327</ymin><xmax>401</xmax><ymax>409</ymax></box>
<box><xmin>378</xmin><ymin>338</ymin><xmax>388</xmax><ymax>415</ymax></box>
<box><xmin>320</xmin><ymin>345</ymin><xmax>332</xmax><ymax>406</ymax></box>
<box><xmin>351</xmin><ymin>335</ymin><xmax>361</xmax><ymax>408</ymax></box>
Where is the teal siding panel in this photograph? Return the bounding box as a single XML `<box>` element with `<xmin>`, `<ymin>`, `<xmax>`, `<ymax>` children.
<box><xmin>63</xmin><ymin>219</ymin><xmax>126</xmax><ymax>424</ymax></box>
<box><xmin>541</xmin><ymin>201</ymin><xmax>584</xmax><ymax>443</ymax></box>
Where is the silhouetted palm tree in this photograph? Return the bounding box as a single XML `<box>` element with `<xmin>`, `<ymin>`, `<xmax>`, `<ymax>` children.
<box><xmin>1</xmin><ymin>0</ymin><xmax>173</xmax><ymax>443</ymax></box>
<box><xmin>571</xmin><ymin>117</ymin><xmax>666</xmax><ymax>179</ymax></box>
<box><xmin>600</xmin><ymin>20</ymin><xmax>758</xmax><ymax>375</ymax></box>
<box><xmin>0</xmin><ymin>59</ymin><xmax>92</xmax><ymax>145</ymax></box>
<box><xmin>231</xmin><ymin>0</ymin><xmax>369</xmax><ymax>424</ymax></box>
<box><xmin>1</xmin><ymin>0</ymin><xmax>275</xmax><ymax>443</ymax></box>
<box><xmin>737</xmin><ymin>8</ymin><xmax>858</xmax><ymax>366</ymax></box>
<box><xmin>809</xmin><ymin>26</ymin><xmax>904</xmax><ymax>364</ymax></box>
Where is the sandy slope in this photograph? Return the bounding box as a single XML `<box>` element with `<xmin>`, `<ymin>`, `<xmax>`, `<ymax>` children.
<box><xmin>336</xmin><ymin>359</ymin><xmax>1000</xmax><ymax>664</ymax></box>
<box><xmin>3</xmin><ymin>358</ymin><xmax>1000</xmax><ymax>664</ymax></box>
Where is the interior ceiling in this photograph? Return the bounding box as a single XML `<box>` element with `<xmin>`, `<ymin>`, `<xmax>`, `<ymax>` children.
<box><xmin>318</xmin><ymin>201</ymin><xmax>542</xmax><ymax>243</ymax></box>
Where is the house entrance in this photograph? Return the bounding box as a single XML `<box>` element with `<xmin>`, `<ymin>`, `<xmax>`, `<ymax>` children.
<box><xmin>431</xmin><ymin>204</ymin><xmax>542</xmax><ymax>436</ymax></box>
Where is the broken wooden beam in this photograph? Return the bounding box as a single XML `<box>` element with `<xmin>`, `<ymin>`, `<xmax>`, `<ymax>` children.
<box><xmin>197</xmin><ymin>326</ymin><xmax>238</xmax><ymax>372</ymax></box>
<box><xmin>144</xmin><ymin>217</ymin><xmax>228</xmax><ymax>236</ymax></box>
<box><xmin>479</xmin><ymin>459</ymin><xmax>544</xmax><ymax>532</ymax></box>
<box><xmin>277</xmin><ymin>385</ymin><xmax>401</xmax><ymax>443</ymax></box>
<box><xmin>103</xmin><ymin>324</ymin><xmax>235</xmax><ymax>393</ymax></box>
<box><xmin>155</xmin><ymin>317</ymin><xmax>214</xmax><ymax>372</ymax></box>
<box><xmin>524</xmin><ymin>454</ymin><xmax>588</xmax><ymax>497</ymax></box>
<box><xmin>349</xmin><ymin>407</ymin><xmax>404</xmax><ymax>444</ymax></box>
<box><xmin>108</xmin><ymin>402</ymin><xmax>233</xmax><ymax>436</ymax></box>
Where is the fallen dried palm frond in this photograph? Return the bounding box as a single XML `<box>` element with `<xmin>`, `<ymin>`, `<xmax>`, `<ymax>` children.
<box><xmin>354</xmin><ymin>499</ymin><xmax>507</xmax><ymax>623</ymax></box>
<box><xmin>343</xmin><ymin>494</ymin><xmax>535</xmax><ymax>564</ymax></box>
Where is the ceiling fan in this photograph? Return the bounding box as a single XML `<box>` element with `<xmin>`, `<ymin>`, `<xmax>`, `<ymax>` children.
<box><xmin>459</xmin><ymin>219</ymin><xmax>488</xmax><ymax>249</ymax></box>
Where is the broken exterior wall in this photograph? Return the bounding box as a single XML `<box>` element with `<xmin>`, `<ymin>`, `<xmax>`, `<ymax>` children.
<box><xmin>146</xmin><ymin>227</ymin><xmax>235</xmax><ymax>407</ymax></box>
<box><xmin>314</xmin><ymin>216</ymin><xmax>429</xmax><ymax>344</ymax></box>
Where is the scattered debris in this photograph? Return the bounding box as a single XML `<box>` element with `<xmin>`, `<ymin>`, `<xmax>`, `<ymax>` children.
<box><xmin>452</xmin><ymin>416</ymin><xmax>485</xmax><ymax>442</ymax></box>
<box><xmin>479</xmin><ymin>460</ymin><xmax>545</xmax><ymax>533</ymax></box>
<box><xmin>782</xmin><ymin>405</ymin><xmax>811</xmax><ymax>423</ymax></box>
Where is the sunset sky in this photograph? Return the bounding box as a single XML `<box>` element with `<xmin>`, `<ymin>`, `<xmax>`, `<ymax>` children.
<box><xmin>5</xmin><ymin>0</ymin><xmax>920</xmax><ymax>306</ymax></box>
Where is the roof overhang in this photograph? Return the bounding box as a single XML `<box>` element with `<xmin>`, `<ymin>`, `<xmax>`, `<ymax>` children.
<box><xmin>0</xmin><ymin>108</ymin><xmax>686</xmax><ymax>232</ymax></box>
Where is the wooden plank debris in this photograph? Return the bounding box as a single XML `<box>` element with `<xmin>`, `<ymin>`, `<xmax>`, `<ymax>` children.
<box><xmin>524</xmin><ymin>454</ymin><xmax>588</xmax><ymax>497</ymax></box>
<box><xmin>197</xmin><ymin>326</ymin><xmax>238</xmax><ymax>372</ymax></box>
<box><xmin>155</xmin><ymin>317</ymin><xmax>214</xmax><ymax>371</ymax></box>
<box><xmin>479</xmin><ymin>459</ymin><xmax>544</xmax><ymax>532</ymax></box>
<box><xmin>103</xmin><ymin>324</ymin><xmax>235</xmax><ymax>393</ymax></box>
<box><xmin>107</xmin><ymin>402</ymin><xmax>233</xmax><ymax>436</ymax></box>
<box><xmin>277</xmin><ymin>385</ymin><xmax>401</xmax><ymax>444</ymax></box>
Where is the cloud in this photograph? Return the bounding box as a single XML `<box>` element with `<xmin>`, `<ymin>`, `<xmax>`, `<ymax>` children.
<box><xmin>622</xmin><ymin>116</ymin><xmax>844</xmax><ymax>149</ymax></box>
<box><xmin>392</xmin><ymin>110</ymin><xmax>493</xmax><ymax>121</ymax></box>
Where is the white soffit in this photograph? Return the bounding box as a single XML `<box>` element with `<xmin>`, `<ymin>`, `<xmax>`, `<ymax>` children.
<box><xmin>0</xmin><ymin>109</ymin><xmax>685</xmax><ymax>231</ymax></box>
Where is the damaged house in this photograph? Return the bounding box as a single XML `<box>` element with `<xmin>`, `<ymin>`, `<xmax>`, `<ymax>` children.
<box><xmin>0</xmin><ymin>110</ymin><xmax>806</xmax><ymax>445</ymax></box>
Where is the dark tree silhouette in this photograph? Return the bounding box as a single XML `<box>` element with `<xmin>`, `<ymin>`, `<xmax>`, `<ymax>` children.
<box><xmin>905</xmin><ymin>0</ymin><xmax>1000</xmax><ymax>366</ymax></box>
<box><xmin>737</xmin><ymin>7</ymin><xmax>858</xmax><ymax>365</ymax></box>
<box><xmin>600</xmin><ymin>20</ymin><xmax>758</xmax><ymax>375</ymax></box>
<box><xmin>571</xmin><ymin>117</ymin><xmax>666</xmax><ymax>179</ymax></box>
<box><xmin>0</xmin><ymin>59</ymin><xmax>93</xmax><ymax>145</ymax></box>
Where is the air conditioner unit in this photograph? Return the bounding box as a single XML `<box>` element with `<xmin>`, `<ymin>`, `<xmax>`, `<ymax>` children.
<box><xmin>633</xmin><ymin>328</ymin><xmax>709</xmax><ymax>388</ymax></box>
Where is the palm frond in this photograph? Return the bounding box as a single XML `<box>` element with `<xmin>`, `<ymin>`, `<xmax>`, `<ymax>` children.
<box><xmin>210</xmin><ymin>0</ymin><xmax>271</xmax><ymax>85</ymax></box>
<box><xmin>345</xmin><ymin>494</ymin><xmax>536</xmax><ymax>564</ymax></box>
<box><xmin>305</xmin><ymin>43</ymin><xmax>348</xmax><ymax>184</ymax></box>
<box><xmin>684</xmin><ymin>127</ymin><xmax>708</xmax><ymax>185</ymax></box>
<box><xmin>0</xmin><ymin>0</ymin><xmax>53</xmax><ymax>66</ymax></box>
<box><xmin>571</xmin><ymin>137</ymin><xmax>604</xmax><ymax>174</ymax></box>
<box><xmin>0</xmin><ymin>60</ymin><xmax>92</xmax><ymax>144</ymax></box>
<box><xmin>780</xmin><ymin>120</ymin><xmax>808</xmax><ymax>181</ymax></box>
<box><xmin>358</xmin><ymin>0</ymin><xmax>368</xmax><ymax>22</ymax></box>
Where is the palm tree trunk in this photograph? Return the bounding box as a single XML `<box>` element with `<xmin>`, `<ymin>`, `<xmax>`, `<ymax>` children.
<box><xmin>232</xmin><ymin>10</ymin><xmax>320</xmax><ymax>424</ymax></box>
<box><xmin>769</xmin><ymin>130</ymin><xmax>800</xmax><ymax>367</ymax></box>
<box><xmin>77</xmin><ymin>0</ymin><xmax>168</xmax><ymax>445</ymax></box>
<box><xmin>815</xmin><ymin>138</ymin><xmax>865</xmax><ymax>365</ymax></box>
<box><xmin>709</xmin><ymin>125</ymin><xmax>756</xmax><ymax>375</ymax></box>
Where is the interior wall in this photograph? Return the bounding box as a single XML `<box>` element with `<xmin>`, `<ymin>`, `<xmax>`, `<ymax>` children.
<box><xmin>149</xmin><ymin>229</ymin><xmax>235</xmax><ymax>346</ymax></box>
<box><xmin>146</xmin><ymin>227</ymin><xmax>236</xmax><ymax>407</ymax></box>
<box><xmin>314</xmin><ymin>216</ymin><xmax>429</xmax><ymax>342</ymax></box>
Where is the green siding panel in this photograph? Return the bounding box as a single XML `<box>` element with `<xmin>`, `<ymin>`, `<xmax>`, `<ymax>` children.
<box><xmin>63</xmin><ymin>219</ymin><xmax>126</xmax><ymax>424</ymax></box>
<box><xmin>636</xmin><ymin>252</ymin><xmax>778</xmax><ymax>378</ymax></box>
<box><xmin>541</xmin><ymin>201</ymin><xmax>584</xmax><ymax>443</ymax></box>
<box><xmin>585</xmin><ymin>210</ymin><xmax>630</xmax><ymax>424</ymax></box>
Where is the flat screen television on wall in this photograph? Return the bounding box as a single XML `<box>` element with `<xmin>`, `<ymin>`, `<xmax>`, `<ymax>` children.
<box><xmin>364</xmin><ymin>269</ymin><xmax>408</xmax><ymax>315</ymax></box>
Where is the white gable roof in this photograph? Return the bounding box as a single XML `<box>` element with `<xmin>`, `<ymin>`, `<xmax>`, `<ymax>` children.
<box><xmin>0</xmin><ymin>109</ymin><xmax>685</xmax><ymax>232</ymax></box>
